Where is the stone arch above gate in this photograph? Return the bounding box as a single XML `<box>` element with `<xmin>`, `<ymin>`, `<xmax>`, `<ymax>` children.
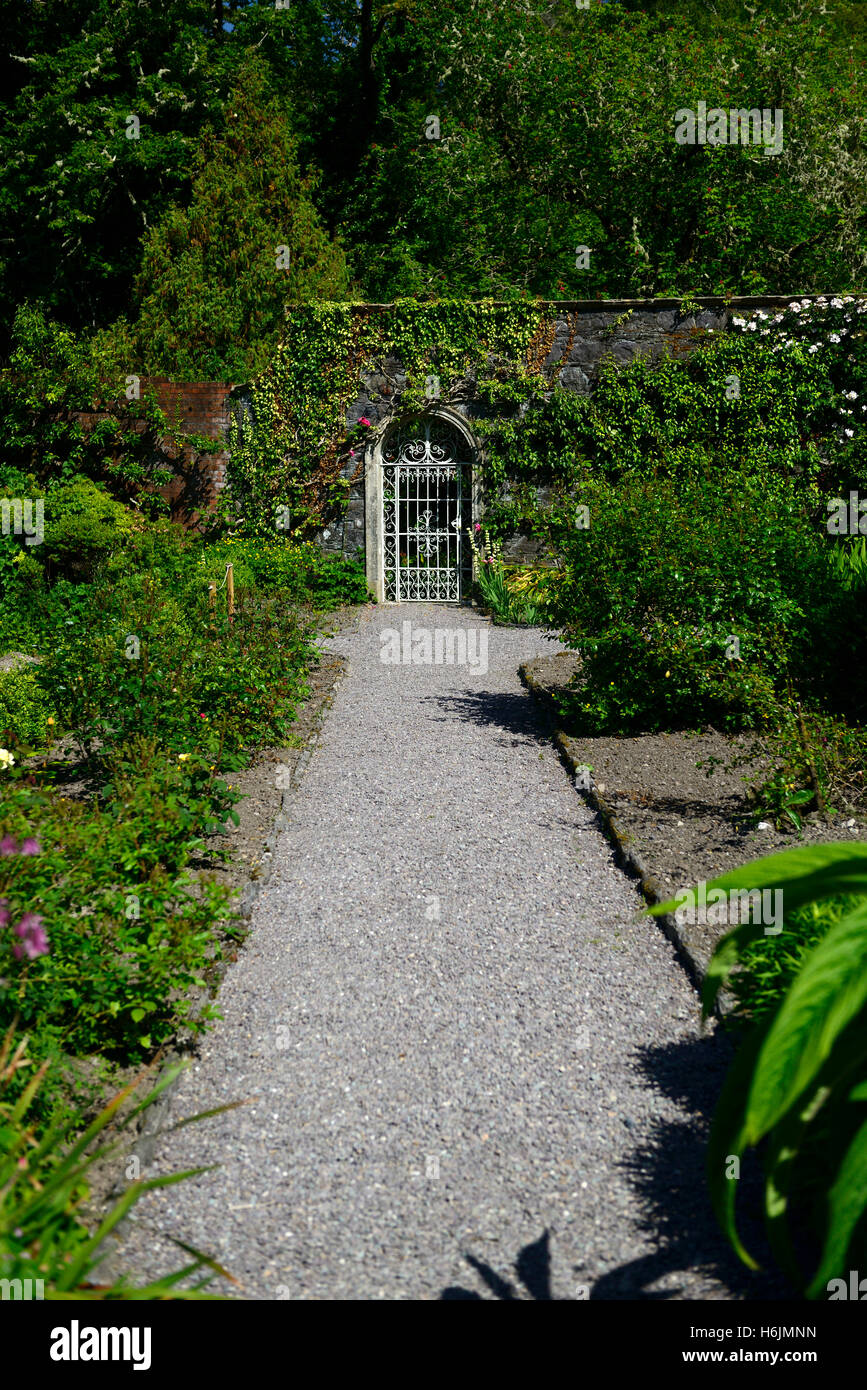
<box><xmin>365</xmin><ymin>408</ymin><xmax>479</xmax><ymax>603</ymax></box>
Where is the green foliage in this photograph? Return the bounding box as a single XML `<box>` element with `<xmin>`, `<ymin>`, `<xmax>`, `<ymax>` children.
<box><xmin>230</xmin><ymin>293</ymin><xmax>866</xmax><ymax>556</ymax></box>
<box><xmin>0</xmin><ymin>782</ymin><xmax>231</xmax><ymax>1060</ymax></box>
<box><xmin>829</xmin><ymin>536</ymin><xmax>867</xmax><ymax>594</ymax></box>
<box><xmin>37</xmin><ymin>475</ymin><xmax>137</xmax><ymax>581</ymax></box>
<box><xmin>466</xmin><ymin>525</ymin><xmax>544</xmax><ymax>625</ymax></box>
<box><xmin>731</xmin><ymin>709</ymin><xmax>867</xmax><ymax>829</ymax></box>
<box><xmin>134</xmin><ymin>58</ymin><xmax>349</xmax><ymax>381</ymax></box>
<box><xmin>192</xmin><ymin>537</ymin><xmax>371</xmax><ymax>608</ymax></box>
<box><xmin>1</xmin><ymin>1</ymin><xmax>866</xmax><ymax>352</ymax></box>
<box><xmin>0</xmin><ymin>667</ymin><xmax>56</xmax><ymax>751</ymax></box>
<box><xmin>0</xmin><ymin>526</ymin><xmax>356</xmax><ymax>1066</ymax></box>
<box><xmin>726</xmin><ymin>895</ymin><xmax>861</xmax><ymax>1029</ymax></box>
<box><xmin>0</xmin><ymin>1028</ymin><xmax>237</xmax><ymax>1298</ymax></box>
<box><xmin>336</xmin><ymin>1</ymin><xmax>867</xmax><ymax>302</ymax></box>
<box><xmin>0</xmin><ymin>304</ymin><xmax>191</xmax><ymax>511</ymax></box>
<box><xmin>546</xmin><ymin>469</ymin><xmax>825</xmax><ymax>734</ymax></box>
<box><xmin>37</xmin><ymin>562</ymin><xmax>314</xmax><ymax>758</ymax></box>
<box><xmin>651</xmin><ymin>843</ymin><xmax>867</xmax><ymax>1298</ymax></box>
<box><xmin>225</xmin><ymin>298</ymin><xmax>542</xmax><ymax>535</ymax></box>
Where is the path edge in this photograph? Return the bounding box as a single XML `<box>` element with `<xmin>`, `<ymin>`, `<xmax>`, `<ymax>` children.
<box><xmin>519</xmin><ymin>661</ymin><xmax>734</xmax><ymax>1021</ymax></box>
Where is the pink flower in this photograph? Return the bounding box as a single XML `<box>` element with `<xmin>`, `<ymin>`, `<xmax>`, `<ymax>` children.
<box><xmin>0</xmin><ymin>900</ymin><xmax>9</xmax><ymax>927</ymax></box>
<box><xmin>358</xmin><ymin>416</ymin><xmax>372</xmax><ymax>427</ymax></box>
<box><xmin>474</xmin><ymin>522</ymin><xmax>481</xmax><ymax>531</ymax></box>
<box><xmin>12</xmin><ymin>913</ymin><xmax>49</xmax><ymax>960</ymax></box>
<box><xmin>0</xmin><ymin>835</ymin><xmax>41</xmax><ymax>856</ymax></box>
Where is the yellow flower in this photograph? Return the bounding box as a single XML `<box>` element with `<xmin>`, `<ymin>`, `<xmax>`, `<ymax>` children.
<box><xmin>664</xmin><ymin>670</ymin><xmax>670</xmax><ymax>678</ymax></box>
<box><xmin>46</xmin><ymin>717</ymin><xmax>55</xmax><ymax>725</ymax></box>
<box><xmin>178</xmin><ymin>753</ymin><xmax>191</xmax><ymax>762</ymax></box>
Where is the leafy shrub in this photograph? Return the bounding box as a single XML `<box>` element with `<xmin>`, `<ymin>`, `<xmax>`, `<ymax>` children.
<box><xmin>0</xmin><ymin>784</ymin><xmax>233</xmax><ymax>1060</ymax></box>
<box><xmin>0</xmin><ymin>304</ymin><xmax>193</xmax><ymax>512</ymax></box>
<box><xmin>101</xmin><ymin>736</ymin><xmax>244</xmax><ymax>874</ymax></box>
<box><xmin>38</xmin><ymin>476</ymin><xmax>137</xmax><ymax>581</ymax></box>
<box><xmin>0</xmin><ymin>666</ymin><xmax>56</xmax><ymax>749</ymax></box>
<box><xmin>652</xmin><ymin>843</ymin><xmax>867</xmax><ymax>1299</ymax></box>
<box><xmin>192</xmin><ymin>538</ymin><xmax>370</xmax><ymax>609</ymax></box>
<box><xmin>40</xmin><ymin>569</ymin><xmax>314</xmax><ymax>758</ymax></box>
<box><xmin>546</xmin><ymin>468</ymin><xmax>825</xmax><ymax>734</ymax></box>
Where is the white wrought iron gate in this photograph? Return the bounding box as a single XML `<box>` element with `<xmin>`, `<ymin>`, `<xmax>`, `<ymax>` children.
<box><xmin>381</xmin><ymin>418</ymin><xmax>473</xmax><ymax>601</ymax></box>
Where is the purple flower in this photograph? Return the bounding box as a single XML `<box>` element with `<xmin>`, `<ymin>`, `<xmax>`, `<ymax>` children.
<box><xmin>0</xmin><ymin>835</ymin><xmax>18</xmax><ymax>857</ymax></box>
<box><xmin>20</xmin><ymin>838</ymin><xmax>41</xmax><ymax>856</ymax></box>
<box><xmin>0</xmin><ymin>900</ymin><xmax>9</xmax><ymax>927</ymax></box>
<box><xmin>12</xmin><ymin>913</ymin><xmax>49</xmax><ymax>960</ymax></box>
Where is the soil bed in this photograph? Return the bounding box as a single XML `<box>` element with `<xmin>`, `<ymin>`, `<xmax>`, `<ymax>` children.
<box><xmin>522</xmin><ymin>651</ymin><xmax>867</xmax><ymax>987</ymax></box>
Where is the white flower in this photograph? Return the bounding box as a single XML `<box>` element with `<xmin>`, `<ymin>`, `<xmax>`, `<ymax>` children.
<box><xmin>845</xmin><ymin>429</ymin><xmax>854</xmax><ymax>437</ymax></box>
<box><xmin>732</xmin><ymin>316</ymin><xmax>745</xmax><ymax>327</ymax></box>
<box><xmin>816</xmin><ymin>297</ymin><xmax>828</xmax><ymax>307</ymax></box>
<box><xmin>808</xmin><ymin>344</ymin><xmax>819</xmax><ymax>354</ymax></box>
<box><xmin>788</xmin><ymin>301</ymin><xmax>802</xmax><ymax>311</ymax></box>
<box><xmin>831</xmin><ymin>298</ymin><xmax>844</xmax><ymax>309</ymax></box>
<box><xmin>843</xmin><ymin>296</ymin><xmax>854</xmax><ymax>304</ymax></box>
<box><xmin>846</xmin><ymin>391</ymin><xmax>858</xmax><ymax>400</ymax></box>
<box><xmin>760</xmin><ymin>329</ymin><xmax>770</xmax><ymax>336</ymax></box>
<box><xmin>747</xmin><ymin>321</ymin><xmax>758</xmax><ymax>331</ymax></box>
<box><xmin>830</xmin><ymin>334</ymin><xmax>841</xmax><ymax>343</ymax></box>
<box><xmin>0</xmin><ymin>749</ymin><xmax>14</xmax><ymax>771</ymax></box>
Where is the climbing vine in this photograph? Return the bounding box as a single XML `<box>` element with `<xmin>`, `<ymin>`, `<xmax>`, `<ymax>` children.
<box><xmin>223</xmin><ymin>298</ymin><xmax>545</xmax><ymax>535</ymax></box>
<box><xmin>223</xmin><ymin>297</ymin><xmax>867</xmax><ymax>540</ymax></box>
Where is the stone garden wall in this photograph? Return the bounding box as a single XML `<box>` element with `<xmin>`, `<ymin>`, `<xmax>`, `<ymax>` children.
<box><xmin>305</xmin><ymin>296</ymin><xmax>799</xmax><ymax>561</ymax></box>
<box><xmin>166</xmin><ymin>295</ymin><xmax>810</xmax><ymax>551</ymax></box>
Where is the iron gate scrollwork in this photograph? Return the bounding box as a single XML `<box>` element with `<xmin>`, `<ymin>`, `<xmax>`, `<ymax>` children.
<box><xmin>381</xmin><ymin>417</ymin><xmax>473</xmax><ymax>601</ymax></box>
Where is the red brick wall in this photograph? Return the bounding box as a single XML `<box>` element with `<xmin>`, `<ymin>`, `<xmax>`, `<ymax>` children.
<box><xmin>143</xmin><ymin>379</ymin><xmax>236</xmax><ymax>526</ymax></box>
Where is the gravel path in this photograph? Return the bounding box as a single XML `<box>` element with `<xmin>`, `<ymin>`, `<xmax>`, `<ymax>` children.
<box><xmin>108</xmin><ymin>604</ymin><xmax>775</xmax><ymax>1300</ymax></box>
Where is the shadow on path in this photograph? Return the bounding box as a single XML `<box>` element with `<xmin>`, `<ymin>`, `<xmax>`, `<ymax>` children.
<box><xmin>440</xmin><ymin>1032</ymin><xmax>794</xmax><ymax>1301</ymax></box>
<box><xmin>422</xmin><ymin>689</ymin><xmax>552</xmax><ymax>748</ymax></box>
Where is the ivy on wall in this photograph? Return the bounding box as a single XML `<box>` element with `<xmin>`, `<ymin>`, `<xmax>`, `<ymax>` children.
<box><xmin>223</xmin><ymin>297</ymin><xmax>867</xmax><ymax>541</ymax></box>
<box><xmin>223</xmin><ymin>298</ymin><xmax>545</xmax><ymax>534</ymax></box>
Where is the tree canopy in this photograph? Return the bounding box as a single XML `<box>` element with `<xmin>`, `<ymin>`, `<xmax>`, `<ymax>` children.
<box><xmin>0</xmin><ymin>0</ymin><xmax>864</xmax><ymax>376</ymax></box>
